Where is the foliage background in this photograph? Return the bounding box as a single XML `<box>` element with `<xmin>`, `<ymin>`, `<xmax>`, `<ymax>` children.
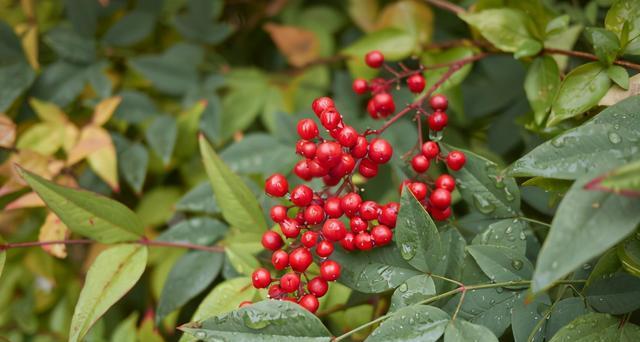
<box><xmin>1</xmin><ymin>0</ymin><xmax>640</xmax><ymax>341</ymax></box>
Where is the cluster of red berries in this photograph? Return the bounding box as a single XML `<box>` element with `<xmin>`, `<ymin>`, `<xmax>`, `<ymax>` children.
<box><xmin>352</xmin><ymin>50</ymin><xmax>426</xmax><ymax>119</ymax></box>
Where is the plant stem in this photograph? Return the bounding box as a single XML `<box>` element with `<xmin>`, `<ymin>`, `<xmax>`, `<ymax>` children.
<box><xmin>518</xmin><ymin>216</ymin><xmax>551</xmax><ymax>228</ymax></box>
<box><xmin>544</xmin><ymin>47</ymin><xmax>640</xmax><ymax>72</ymax></box>
<box><xmin>0</xmin><ymin>238</ymin><xmax>224</xmax><ymax>253</ymax></box>
<box><xmin>424</xmin><ymin>0</ymin><xmax>465</xmax><ymax>14</ymax></box>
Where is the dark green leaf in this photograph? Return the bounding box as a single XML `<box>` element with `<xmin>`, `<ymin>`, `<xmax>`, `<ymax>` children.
<box><xmin>472</xmin><ymin>219</ymin><xmax>528</xmax><ymax>256</ymax></box>
<box><xmin>444</xmin><ymin>319</ymin><xmax>498</xmax><ymax>342</ymax></box>
<box><xmin>63</xmin><ymin>0</ymin><xmax>97</xmax><ymax>37</ymax></box>
<box><xmin>174</xmin><ymin>0</ymin><xmax>233</xmax><ymax>44</ymax></box>
<box><xmin>607</xmin><ymin>65</ymin><xmax>630</xmax><ymax>89</ymax></box>
<box><xmin>103</xmin><ymin>11</ymin><xmax>155</xmax><ymax>47</ymax></box>
<box><xmin>508</xmin><ymin>96</ymin><xmax>640</xmax><ymax>180</ymax></box>
<box><xmin>395</xmin><ymin>189</ymin><xmax>441</xmax><ymax>272</ymax></box>
<box><xmin>618</xmin><ymin>237</ymin><xmax>640</xmax><ymax>277</ymax></box>
<box><xmin>511</xmin><ymin>294</ymin><xmax>550</xmax><ymax>342</ymax></box>
<box><xmin>459</xmin><ymin>8</ymin><xmax>539</xmax><ymax>53</ymax></box>
<box><xmin>585</xmin><ymin>272</ymin><xmax>640</xmax><ymax>314</ymax></box>
<box><xmin>156</xmin><ymin>250</ymin><xmax>223</xmax><ymax>323</ymax></box>
<box><xmin>0</xmin><ymin>21</ymin><xmax>35</xmax><ymax>111</ymax></box>
<box><xmin>545</xmin><ymin>298</ymin><xmax>590</xmax><ymax>339</ymax></box>
<box><xmin>367</xmin><ymin>305</ymin><xmax>449</xmax><ymax>342</ymax></box>
<box><xmin>605</xmin><ymin>0</ymin><xmax>640</xmax><ymax>55</ymax></box>
<box><xmin>114</xmin><ymin>91</ymin><xmax>156</xmax><ymax>124</ymax></box>
<box><xmin>389</xmin><ymin>275</ymin><xmax>436</xmax><ymax>311</ymax></box>
<box><xmin>157</xmin><ymin>217</ymin><xmax>227</xmax><ymax>246</ymax></box>
<box><xmin>525</xmin><ymin>56</ymin><xmax>560</xmax><ymax>125</ymax></box>
<box><xmin>117</xmin><ymin>141</ymin><xmax>148</xmax><ymax>194</ymax></box>
<box><xmin>432</xmin><ymin>227</ymin><xmax>466</xmax><ymax>293</ymax></box>
<box><xmin>467</xmin><ymin>245</ymin><xmax>533</xmax><ymax>283</ymax></box>
<box><xmin>145</xmin><ymin>114</ymin><xmax>177</xmax><ymax>166</ymax></box>
<box><xmin>179</xmin><ymin>300</ymin><xmax>332</xmax><ymax>341</ymax></box>
<box><xmin>175</xmin><ymin>182</ymin><xmax>219</xmax><ymax>215</ymax></box>
<box><xmin>221</xmin><ymin>134</ymin><xmax>296</xmax><ymax>175</ymax></box>
<box><xmin>32</xmin><ymin>61</ymin><xmax>90</xmax><ymax>106</ymax></box>
<box><xmin>44</xmin><ymin>26</ymin><xmax>96</xmax><ymax>64</ymax></box>
<box><xmin>549</xmin><ymin>313</ymin><xmax>640</xmax><ymax>341</ymax></box>
<box><xmin>532</xmin><ymin>175</ymin><xmax>640</xmax><ymax>292</ymax></box>
<box><xmin>584</xmin><ymin>27</ymin><xmax>621</xmax><ymax>65</ymax></box>
<box><xmin>444</xmin><ymin>289</ymin><xmax>521</xmax><ymax>337</ymax></box>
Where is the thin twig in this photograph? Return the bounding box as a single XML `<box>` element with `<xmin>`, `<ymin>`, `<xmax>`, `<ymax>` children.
<box><xmin>0</xmin><ymin>238</ymin><xmax>224</xmax><ymax>253</ymax></box>
<box><xmin>424</xmin><ymin>0</ymin><xmax>465</xmax><ymax>14</ymax></box>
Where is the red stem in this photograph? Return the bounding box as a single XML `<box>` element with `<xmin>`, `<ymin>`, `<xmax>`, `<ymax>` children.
<box><xmin>0</xmin><ymin>238</ymin><xmax>224</xmax><ymax>253</ymax></box>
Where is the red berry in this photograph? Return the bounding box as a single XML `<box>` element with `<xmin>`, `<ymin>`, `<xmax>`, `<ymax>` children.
<box><xmin>430</xmin><ymin>188</ymin><xmax>451</xmax><ymax>209</ymax></box>
<box><xmin>298</xmin><ymin>294</ymin><xmax>320</xmax><ymax>313</ymax></box>
<box><xmin>352</xmin><ymin>78</ymin><xmax>368</xmax><ymax>94</ymax></box>
<box><xmin>265</xmin><ymin>173</ymin><xmax>288</xmax><ymax>197</ymax></box>
<box><xmin>371</xmin><ymin>225</ymin><xmax>393</xmax><ymax>246</ymax></box>
<box><xmin>354</xmin><ymin>232</ymin><xmax>373</xmax><ymax>250</ymax></box>
<box><xmin>407</xmin><ymin>74</ymin><xmax>426</xmax><ymax>93</ymax></box>
<box><xmin>446</xmin><ymin>151</ymin><xmax>466</xmax><ymax>171</ymax></box>
<box><xmin>308</xmin><ymin>159</ymin><xmax>329</xmax><ymax>178</ymax></box>
<box><xmin>304</xmin><ymin>205</ymin><xmax>325</xmax><ymax>225</ymax></box>
<box><xmin>372</xmin><ymin>93</ymin><xmax>395</xmax><ymax>117</ymax></box>
<box><xmin>294</xmin><ymin>160</ymin><xmax>312</xmax><ymax>181</ymax></box>
<box><xmin>368</xmin><ymin>139</ymin><xmax>393</xmax><ymax>164</ymax></box>
<box><xmin>359</xmin><ymin>201</ymin><xmax>380</xmax><ymax>221</ymax></box>
<box><xmin>338</xmin><ymin>126</ymin><xmax>358</xmax><ymax>148</ymax></box>
<box><xmin>341</xmin><ymin>192</ymin><xmax>362</xmax><ymax>216</ymax></box>
<box><xmin>408</xmin><ymin>182</ymin><xmax>427</xmax><ymax>201</ymax></box>
<box><xmin>296</xmin><ymin>141</ymin><xmax>317</xmax><ymax>159</ymax></box>
<box><xmin>280</xmin><ymin>272</ymin><xmax>300</xmax><ymax>293</ymax></box>
<box><xmin>435</xmin><ymin>174</ymin><xmax>455</xmax><ymax>191</ymax></box>
<box><xmin>379</xmin><ymin>203</ymin><xmax>398</xmax><ymax>228</ymax></box>
<box><xmin>411</xmin><ymin>155</ymin><xmax>430</xmax><ymax>173</ymax></box>
<box><xmin>428</xmin><ymin>111</ymin><xmax>448</xmax><ymax>131</ymax></box>
<box><xmin>289</xmin><ymin>247</ymin><xmax>313</xmax><ymax>272</ymax></box>
<box><xmin>297</xmin><ymin>119</ymin><xmax>319</xmax><ymax>140</ymax></box>
<box><xmin>290</xmin><ymin>185</ymin><xmax>314</xmax><ymax>207</ymax></box>
<box><xmin>399</xmin><ymin>179</ymin><xmax>412</xmax><ymax>194</ymax></box>
<box><xmin>341</xmin><ymin>232</ymin><xmax>356</xmax><ymax>251</ymax></box>
<box><xmin>329</xmin><ymin>153</ymin><xmax>356</xmax><ymax>178</ymax></box>
<box><xmin>279</xmin><ymin>218</ymin><xmax>301</xmax><ymax>238</ymax></box>
<box><xmin>429</xmin><ymin>94</ymin><xmax>448</xmax><ymax>111</ymax></box>
<box><xmin>307</xmin><ymin>277</ymin><xmax>329</xmax><ymax>297</ymax></box>
<box><xmin>270</xmin><ymin>205</ymin><xmax>288</xmax><ymax>223</ymax></box>
<box><xmin>268</xmin><ymin>284</ymin><xmax>284</xmax><ymax>298</ymax></box>
<box><xmin>358</xmin><ymin>158</ymin><xmax>379</xmax><ymax>178</ymax></box>
<box><xmin>351</xmin><ymin>136</ymin><xmax>368</xmax><ymax>158</ymax></box>
<box><xmin>322</xmin><ymin>219</ymin><xmax>347</xmax><ymax>241</ymax></box>
<box><xmin>239</xmin><ymin>300</ymin><xmax>252</xmax><ymax>308</ymax></box>
<box><xmin>320</xmin><ymin>260</ymin><xmax>341</xmax><ymax>281</ymax></box>
<box><xmin>367</xmin><ymin>99</ymin><xmax>380</xmax><ymax>119</ymax></box>
<box><xmin>316</xmin><ymin>240</ymin><xmax>334</xmax><ymax>258</ymax></box>
<box><xmin>365</xmin><ymin>50</ymin><xmax>384</xmax><ymax>68</ymax></box>
<box><xmin>312</xmin><ymin>97</ymin><xmax>334</xmax><ymax>117</ymax></box>
<box><xmin>261</xmin><ymin>231</ymin><xmax>284</xmax><ymax>251</ymax></box>
<box><xmin>430</xmin><ymin>206</ymin><xmax>451</xmax><ymax>221</ymax></box>
<box><xmin>350</xmin><ymin>216</ymin><xmax>368</xmax><ymax>233</ymax></box>
<box><xmin>271</xmin><ymin>249</ymin><xmax>289</xmax><ymax>270</ymax></box>
<box><xmin>252</xmin><ymin>268</ymin><xmax>271</xmax><ymax>288</ymax></box>
<box><xmin>316</xmin><ymin>142</ymin><xmax>342</xmax><ymax>168</ymax></box>
<box><xmin>301</xmin><ymin>231</ymin><xmax>319</xmax><ymax>248</ymax></box>
<box><xmin>324</xmin><ymin>197</ymin><xmax>343</xmax><ymax>218</ymax></box>
<box><xmin>320</xmin><ymin>108</ymin><xmax>342</xmax><ymax>130</ymax></box>
<box><xmin>421</xmin><ymin>141</ymin><xmax>440</xmax><ymax>159</ymax></box>
<box><xmin>323</xmin><ymin>175</ymin><xmax>342</xmax><ymax>186</ymax></box>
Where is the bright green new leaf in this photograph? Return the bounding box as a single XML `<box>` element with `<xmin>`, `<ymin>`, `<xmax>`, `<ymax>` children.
<box><xmin>545</xmin><ymin>15</ymin><xmax>570</xmax><ymax>35</ymax></box>
<box><xmin>544</xmin><ymin>25</ymin><xmax>583</xmax><ymax>71</ymax></box>
<box><xmin>607</xmin><ymin>65</ymin><xmax>630</xmax><ymax>89</ymax></box>
<box><xmin>69</xmin><ymin>244</ymin><xmax>148</xmax><ymax>342</ymax></box>
<box><xmin>225</xmin><ymin>244</ymin><xmax>261</xmax><ymax>276</ymax></box>
<box><xmin>135</xmin><ymin>187</ymin><xmax>181</xmax><ymax>228</ymax></box>
<box><xmin>342</xmin><ymin>28</ymin><xmax>416</xmax><ymax>78</ymax></box>
<box><xmin>375</xmin><ymin>0</ymin><xmax>434</xmax><ymax>46</ymax></box>
<box><xmin>199</xmin><ymin>136</ymin><xmax>267</xmax><ymax>232</ymax></box>
<box><xmin>605</xmin><ymin>0</ymin><xmax>640</xmax><ymax>55</ymax></box>
<box><xmin>459</xmin><ymin>9</ymin><xmax>539</xmax><ymax>53</ymax></box>
<box><xmin>549</xmin><ymin>313</ymin><xmax>640</xmax><ymax>341</ymax></box>
<box><xmin>584</xmin><ymin>27</ymin><xmax>621</xmax><ymax>65</ymax></box>
<box><xmin>18</xmin><ymin>167</ymin><xmax>144</xmax><ymax>243</ymax></box>
<box><xmin>367</xmin><ymin>305</ymin><xmax>449</xmax><ymax>342</ymax></box>
<box><xmin>110</xmin><ymin>312</ymin><xmax>139</xmax><ymax>342</ymax></box>
<box><xmin>525</xmin><ymin>56</ymin><xmax>560</xmax><ymax>125</ymax></box>
<box><xmin>548</xmin><ymin>62</ymin><xmax>611</xmax><ymax>126</ymax></box>
<box><xmin>444</xmin><ymin>319</ymin><xmax>498</xmax><ymax>342</ymax></box>
<box><xmin>467</xmin><ymin>245</ymin><xmax>533</xmax><ymax>283</ymax></box>
<box><xmin>421</xmin><ymin>47</ymin><xmax>476</xmax><ymax>92</ymax></box>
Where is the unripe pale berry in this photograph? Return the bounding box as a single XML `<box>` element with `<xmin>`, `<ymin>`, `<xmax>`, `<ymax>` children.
<box><xmin>298</xmin><ymin>294</ymin><xmax>320</xmax><ymax>313</ymax></box>
<box><xmin>430</xmin><ymin>188</ymin><xmax>452</xmax><ymax>209</ymax></box>
<box><xmin>435</xmin><ymin>174</ymin><xmax>456</xmax><ymax>191</ymax></box>
<box><xmin>265</xmin><ymin>173</ymin><xmax>288</xmax><ymax>197</ymax></box>
<box><xmin>407</xmin><ymin>74</ymin><xmax>426</xmax><ymax>93</ymax></box>
<box><xmin>368</xmin><ymin>139</ymin><xmax>393</xmax><ymax>164</ymax></box>
<box><xmin>446</xmin><ymin>151</ymin><xmax>466</xmax><ymax>171</ymax></box>
<box><xmin>429</xmin><ymin>94</ymin><xmax>448</xmax><ymax>111</ymax></box>
<box><xmin>421</xmin><ymin>141</ymin><xmax>440</xmax><ymax>159</ymax></box>
<box><xmin>280</xmin><ymin>272</ymin><xmax>300</xmax><ymax>293</ymax></box>
<box><xmin>289</xmin><ymin>247</ymin><xmax>313</xmax><ymax>272</ymax></box>
<box><xmin>316</xmin><ymin>240</ymin><xmax>334</xmax><ymax>258</ymax></box>
<box><xmin>352</xmin><ymin>78</ymin><xmax>368</xmax><ymax>94</ymax></box>
<box><xmin>297</xmin><ymin>119</ymin><xmax>319</xmax><ymax>140</ymax></box>
<box><xmin>307</xmin><ymin>277</ymin><xmax>329</xmax><ymax>297</ymax></box>
<box><xmin>320</xmin><ymin>260</ymin><xmax>341</xmax><ymax>281</ymax></box>
<box><xmin>312</xmin><ymin>97</ymin><xmax>334</xmax><ymax>116</ymax></box>
<box><xmin>271</xmin><ymin>249</ymin><xmax>289</xmax><ymax>270</ymax></box>
<box><xmin>411</xmin><ymin>155</ymin><xmax>430</xmax><ymax>173</ymax></box>
<box><xmin>365</xmin><ymin>50</ymin><xmax>384</xmax><ymax>68</ymax></box>
<box><xmin>290</xmin><ymin>185</ymin><xmax>314</xmax><ymax>207</ymax></box>
<box><xmin>322</xmin><ymin>219</ymin><xmax>347</xmax><ymax>241</ymax></box>
<box><xmin>428</xmin><ymin>111</ymin><xmax>448</xmax><ymax>131</ymax></box>
<box><xmin>371</xmin><ymin>225</ymin><xmax>393</xmax><ymax>246</ymax></box>
<box><xmin>252</xmin><ymin>268</ymin><xmax>271</xmax><ymax>288</ymax></box>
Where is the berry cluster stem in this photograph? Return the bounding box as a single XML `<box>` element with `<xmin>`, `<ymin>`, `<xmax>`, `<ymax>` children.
<box><xmin>0</xmin><ymin>238</ymin><xmax>224</xmax><ymax>253</ymax></box>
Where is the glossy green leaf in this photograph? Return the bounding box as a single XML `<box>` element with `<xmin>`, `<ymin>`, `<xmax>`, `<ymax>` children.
<box><xmin>179</xmin><ymin>300</ymin><xmax>332</xmax><ymax>341</ymax></box>
<box><xmin>331</xmin><ymin>245</ymin><xmax>421</xmax><ymax>293</ymax></box>
<box><xmin>514</xmin><ymin>40</ymin><xmax>543</xmax><ymax>59</ymax></box>
<box><xmin>586</xmin><ymin>248</ymin><xmax>622</xmax><ymax>287</ymax></box>
<box><xmin>593</xmin><ymin>157</ymin><xmax>640</xmax><ymax>195</ymax></box>
<box><xmin>221</xmin><ymin>134</ymin><xmax>296</xmax><ymax>175</ymax></box>
<box><xmin>545</xmin><ymin>298</ymin><xmax>590</xmax><ymax>339</ymax></box>
<box><xmin>367</xmin><ymin>305</ymin><xmax>449</xmax><ymax>342</ymax></box>
<box><xmin>224</xmin><ymin>244</ymin><xmax>261</xmax><ymax>276</ymax></box>
<box><xmin>389</xmin><ymin>275</ymin><xmax>436</xmax><ymax>311</ymax></box>
<box><xmin>175</xmin><ymin>182</ymin><xmax>219</xmax><ymax>215</ymax></box>
<box><xmin>525</xmin><ymin>56</ymin><xmax>560</xmax><ymax>125</ymax></box>
<box><xmin>607</xmin><ymin>65</ymin><xmax>630</xmax><ymax>89</ymax></box>
<box><xmin>548</xmin><ymin>62</ymin><xmax>611</xmax><ymax>126</ymax></box>
<box><xmin>157</xmin><ymin>217</ymin><xmax>227</xmax><ymax>246</ymax></box>
<box><xmin>18</xmin><ymin>167</ymin><xmax>143</xmax><ymax>243</ymax></box>
<box><xmin>584</xmin><ymin>27</ymin><xmax>621</xmax><ymax>65</ymax></box>
<box><xmin>444</xmin><ymin>289</ymin><xmax>521</xmax><ymax>337</ymax></box>
<box><xmin>110</xmin><ymin>312</ymin><xmax>139</xmax><ymax>342</ymax></box>
<box><xmin>118</xmin><ymin>141</ymin><xmax>148</xmax><ymax>194</ymax></box>
<box><xmin>342</xmin><ymin>28</ymin><xmax>416</xmax><ymax>78</ymax></box>
<box><xmin>69</xmin><ymin>244</ymin><xmax>148</xmax><ymax>342</ymax></box>
<box><xmin>549</xmin><ymin>313</ymin><xmax>640</xmax><ymax>341</ymax></box>
<box><xmin>443</xmin><ymin>146</ymin><xmax>520</xmax><ymax>218</ymax></box>
<box><xmin>618</xmin><ymin>237</ymin><xmax>640</xmax><ymax>277</ymax></box>
<box><xmin>605</xmin><ymin>0</ymin><xmax>640</xmax><ymax>55</ymax></box>
<box><xmin>432</xmin><ymin>227</ymin><xmax>466</xmax><ymax>293</ymax></box>
<box><xmin>511</xmin><ymin>294</ymin><xmax>550</xmax><ymax>342</ymax></box>
<box><xmin>200</xmin><ymin>136</ymin><xmax>267</xmax><ymax>232</ymax></box>
<box><xmin>459</xmin><ymin>8</ymin><xmax>539</xmax><ymax>53</ymax></box>
<box><xmin>395</xmin><ymin>189</ymin><xmax>441</xmax><ymax>272</ymax></box>
<box><xmin>157</xmin><ymin>250</ymin><xmax>223</xmax><ymax>323</ymax></box>
<box><xmin>472</xmin><ymin>219</ymin><xmax>528</xmax><ymax>256</ymax></box>
<box><xmin>585</xmin><ymin>272</ymin><xmax>640</xmax><ymax>314</ymax></box>
<box><xmin>145</xmin><ymin>114</ymin><xmax>177</xmax><ymax>166</ymax></box>
<box><xmin>444</xmin><ymin>319</ymin><xmax>498</xmax><ymax>342</ymax></box>
<box><xmin>421</xmin><ymin>47</ymin><xmax>476</xmax><ymax>92</ymax></box>
<box><xmin>468</xmin><ymin>245</ymin><xmax>533</xmax><ymax>283</ymax></box>
<box><xmin>508</xmin><ymin>95</ymin><xmax>640</xmax><ymax>180</ymax></box>
<box><xmin>103</xmin><ymin>11</ymin><xmax>155</xmax><ymax>47</ymax></box>
<box><xmin>532</xmin><ymin>175</ymin><xmax>640</xmax><ymax>292</ymax></box>
<box><xmin>521</xmin><ymin>177</ymin><xmax>573</xmax><ymax>192</ymax></box>
<box><xmin>545</xmin><ymin>15</ymin><xmax>570</xmax><ymax>35</ymax></box>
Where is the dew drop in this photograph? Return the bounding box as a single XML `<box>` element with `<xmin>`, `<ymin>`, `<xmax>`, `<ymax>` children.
<box><xmin>511</xmin><ymin>259</ymin><xmax>523</xmax><ymax>271</ymax></box>
<box><xmin>400</xmin><ymin>242</ymin><xmax>417</xmax><ymax>260</ymax></box>
<box><xmin>608</xmin><ymin>132</ymin><xmax>622</xmax><ymax>144</ymax></box>
<box><xmin>472</xmin><ymin>194</ymin><xmax>496</xmax><ymax>214</ymax></box>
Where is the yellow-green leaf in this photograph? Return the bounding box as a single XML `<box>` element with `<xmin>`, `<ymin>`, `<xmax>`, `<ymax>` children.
<box><xmin>375</xmin><ymin>0</ymin><xmax>434</xmax><ymax>46</ymax></box>
<box><xmin>459</xmin><ymin>9</ymin><xmax>539</xmax><ymax>53</ymax></box>
<box><xmin>16</xmin><ymin>122</ymin><xmax>65</xmax><ymax>156</ymax></box>
<box><xmin>342</xmin><ymin>28</ymin><xmax>416</xmax><ymax>78</ymax></box>
<box><xmin>29</xmin><ymin>98</ymin><xmax>67</xmax><ymax>123</ymax></box>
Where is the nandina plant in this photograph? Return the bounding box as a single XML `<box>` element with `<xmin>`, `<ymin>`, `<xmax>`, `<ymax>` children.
<box><xmin>1</xmin><ymin>0</ymin><xmax>640</xmax><ymax>341</ymax></box>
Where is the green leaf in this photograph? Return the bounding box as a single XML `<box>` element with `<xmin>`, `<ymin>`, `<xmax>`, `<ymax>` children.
<box><xmin>331</xmin><ymin>245</ymin><xmax>421</xmax><ymax>293</ymax></box>
<box><xmin>443</xmin><ymin>146</ymin><xmax>520</xmax><ymax>218</ymax></box>
<box><xmin>0</xmin><ymin>235</ymin><xmax>5</xmax><ymax>279</ymax></box>
<box><xmin>103</xmin><ymin>11</ymin><xmax>155</xmax><ymax>47</ymax></box>
<box><xmin>342</xmin><ymin>28</ymin><xmax>416</xmax><ymax>78</ymax></box>
<box><xmin>467</xmin><ymin>245</ymin><xmax>533</xmax><ymax>283</ymax></box>
<box><xmin>514</xmin><ymin>40</ymin><xmax>543</xmax><ymax>59</ymax></box>
<box><xmin>585</xmin><ymin>272</ymin><xmax>640</xmax><ymax>314</ymax></box>
<box><xmin>0</xmin><ymin>21</ymin><xmax>35</xmax><ymax>112</ymax></box>
<box><xmin>525</xmin><ymin>56</ymin><xmax>560</xmax><ymax>125</ymax></box>
<box><xmin>545</xmin><ymin>15</ymin><xmax>570</xmax><ymax>35</ymax></box>
<box><xmin>549</xmin><ymin>313</ymin><xmax>640</xmax><ymax>341</ymax></box>
<box><xmin>145</xmin><ymin>114</ymin><xmax>177</xmax><ymax>166</ymax></box>
<box><xmin>444</xmin><ymin>289</ymin><xmax>521</xmax><ymax>337</ymax></box>
<box><xmin>220</xmin><ymin>76</ymin><xmax>269</xmax><ymax>142</ymax></box>
<box><xmin>432</xmin><ymin>227</ymin><xmax>466</xmax><ymax>293</ymax></box>
<box><xmin>221</xmin><ymin>134</ymin><xmax>296</xmax><ymax>175</ymax></box>
<box><xmin>511</xmin><ymin>294</ymin><xmax>550</xmax><ymax>342</ymax></box>
<box><xmin>421</xmin><ymin>47</ymin><xmax>476</xmax><ymax>92</ymax></box>
<box><xmin>548</xmin><ymin>62</ymin><xmax>611</xmax><ymax>126</ymax></box>
<box><xmin>584</xmin><ymin>27</ymin><xmax>621</xmax><ymax>65</ymax></box>
<box><xmin>157</xmin><ymin>250</ymin><xmax>224</xmax><ymax>323</ymax></box>
<box><xmin>544</xmin><ymin>25</ymin><xmax>583</xmax><ymax>71</ymax></box>
<box><xmin>44</xmin><ymin>26</ymin><xmax>96</xmax><ymax>64</ymax></box>
<box><xmin>63</xmin><ymin>0</ymin><xmax>97</xmax><ymax>37</ymax></box>
<box><xmin>32</xmin><ymin>61</ymin><xmax>91</xmax><ymax>106</ymax></box>
<box><xmin>590</xmin><ymin>159</ymin><xmax>640</xmax><ymax>195</ymax></box>
<box><xmin>118</xmin><ymin>141</ymin><xmax>148</xmax><ymax>194</ymax></box>
<box><xmin>175</xmin><ymin>182</ymin><xmax>220</xmax><ymax>215</ymax></box>
<box><xmin>157</xmin><ymin>217</ymin><xmax>227</xmax><ymax>246</ymax></box>
<box><xmin>444</xmin><ymin>319</ymin><xmax>498</xmax><ymax>342</ymax></box>
<box><xmin>69</xmin><ymin>244</ymin><xmax>148</xmax><ymax>342</ymax></box>
<box><xmin>508</xmin><ymin>95</ymin><xmax>640</xmax><ymax>180</ymax></box>
<box><xmin>174</xmin><ymin>0</ymin><xmax>233</xmax><ymax>44</ymax></box>
<box><xmin>18</xmin><ymin>167</ymin><xmax>143</xmax><ymax>243</ymax></box>
<box><xmin>471</xmin><ymin>219</ymin><xmax>528</xmax><ymax>256</ymax></box>
<box><xmin>532</xmin><ymin>175</ymin><xmax>640</xmax><ymax>292</ymax></box>
<box><xmin>395</xmin><ymin>189</ymin><xmax>441</xmax><ymax>272</ymax></box>
<box><xmin>545</xmin><ymin>298</ymin><xmax>590</xmax><ymax>339</ymax></box>
<box><xmin>367</xmin><ymin>305</ymin><xmax>449</xmax><ymax>342</ymax></box>
<box><xmin>114</xmin><ymin>90</ymin><xmax>156</xmax><ymax>124</ymax></box>
<box><xmin>111</xmin><ymin>312</ymin><xmax>139</xmax><ymax>342</ymax></box>
<box><xmin>389</xmin><ymin>275</ymin><xmax>436</xmax><ymax>311</ymax></box>
<box><xmin>225</xmin><ymin>243</ymin><xmax>261</xmax><ymax>276</ymax></box>
<box><xmin>199</xmin><ymin>136</ymin><xmax>267</xmax><ymax>232</ymax></box>
<box><xmin>605</xmin><ymin>0</ymin><xmax>640</xmax><ymax>55</ymax></box>
<box><xmin>135</xmin><ymin>187</ymin><xmax>181</xmax><ymax>228</ymax></box>
<box><xmin>607</xmin><ymin>65</ymin><xmax>630</xmax><ymax>89</ymax></box>
<box><xmin>459</xmin><ymin>8</ymin><xmax>539</xmax><ymax>53</ymax></box>
<box><xmin>179</xmin><ymin>300</ymin><xmax>332</xmax><ymax>341</ymax></box>
<box><xmin>522</xmin><ymin>177</ymin><xmax>573</xmax><ymax>192</ymax></box>
<box><xmin>618</xmin><ymin>237</ymin><xmax>640</xmax><ymax>277</ymax></box>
